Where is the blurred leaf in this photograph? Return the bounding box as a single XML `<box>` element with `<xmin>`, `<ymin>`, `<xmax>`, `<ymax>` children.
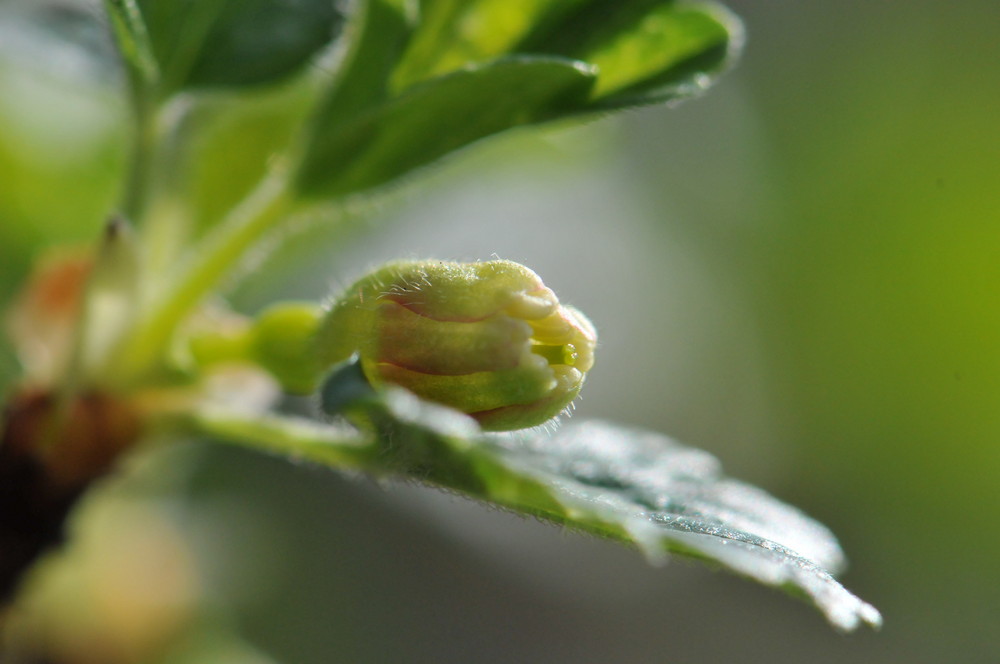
<box><xmin>522</xmin><ymin>0</ymin><xmax>741</xmax><ymax>107</ymax></box>
<box><xmin>103</xmin><ymin>0</ymin><xmax>159</xmax><ymax>88</ymax></box>
<box><xmin>118</xmin><ymin>0</ymin><xmax>344</xmax><ymax>94</ymax></box>
<box><xmin>294</xmin><ymin>56</ymin><xmax>595</xmax><ymax>198</ymax></box>
<box><xmin>293</xmin><ymin>0</ymin><xmax>738</xmax><ymax>198</ymax></box>
<box><xmin>194</xmin><ymin>410</ymin><xmax>370</xmax><ymax>470</ymax></box>
<box><xmin>176</xmin><ymin>81</ymin><xmax>320</xmax><ymax>233</ymax></box>
<box><xmin>8</xmin><ymin>3</ymin><xmax>122</xmax><ymax>83</ymax></box>
<box><xmin>0</xmin><ymin>339</ymin><xmax>18</xmax><ymax>397</ymax></box>
<box><xmin>310</xmin><ymin>0</ymin><xmax>416</xmax><ymax>131</ymax></box>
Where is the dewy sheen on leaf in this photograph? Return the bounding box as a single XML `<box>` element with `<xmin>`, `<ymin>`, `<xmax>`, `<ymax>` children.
<box><xmin>316</xmin><ymin>259</ymin><xmax>596</xmax><ymax>431</ymax></box>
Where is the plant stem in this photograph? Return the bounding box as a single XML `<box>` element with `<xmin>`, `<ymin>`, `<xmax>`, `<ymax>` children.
<box><xmin>103</xmin><ymin>0</ymin><xmax>160</xmax><ymax>221</ymax></box>
<box><xmin>111</xmin><ymin>173</ymin><xmax>298</xmax><ymax>385</ymax></box>
<box><xmin>121</xmin><ymin>87</ymin><xmax>157</xmax><ymax>222</ymax></box>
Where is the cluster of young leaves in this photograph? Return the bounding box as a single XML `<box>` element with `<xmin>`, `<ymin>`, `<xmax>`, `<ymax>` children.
<box><xmin>94</xmin><ymin>0</ymin><xmax>744</xmax><ymax>384</ymax></box>
<box><xmin>107</xmin><ymin>0</ymin><xmax>741</xmax><ymax>200</ymax></box>
<box><xmin>29</xmin><ymin>0</ymin><xmax>880</xmax><ymax>632</ymax></box>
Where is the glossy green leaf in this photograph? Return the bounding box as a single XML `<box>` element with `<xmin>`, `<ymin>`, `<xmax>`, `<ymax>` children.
<box><xmin>390</xmin><ymin>0</ymin><xmax>587</xmax><ymax>90</ymax></box>
<box><xmin>119</xmin><ymin>0</ymin><xmax>344</xmax><ymax>94</ymax></box>
<box><xmin>174</xmin><ymin>79</ymin><xmax>320</xmax><ymax>234</ymax></box>
<box><xmin>294</xmin><ymin>56</ymin><xmax>596</xmax><ymax>198</ymax></box>
<box><xmin>0</xmin><ymin>339</ymin><xmax>18</xmax><ymax>398</ymax></box>
<box><xmin>522</xmin><ymin>0</ymin><xmax>742</xmax><ymax>108</ymax></box>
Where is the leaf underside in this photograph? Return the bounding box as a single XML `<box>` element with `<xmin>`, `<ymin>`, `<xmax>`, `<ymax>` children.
<box><xmin>353</xmin><ymin>388</ymin><xmax>881</xmax><ymax>632</ymax></box>
<box><xmin>197</xmin><ymin>364</ymin><xmax>881</xmax><ymax>632</ymax></box>
<box><xmin>294</xmin><ymin>56</ymin><xmax>597</xmax><ymax>197</ymax></box>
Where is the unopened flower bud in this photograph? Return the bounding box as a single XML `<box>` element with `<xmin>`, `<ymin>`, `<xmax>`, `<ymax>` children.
<box><xmin>249</xmin><ymin>302</ymin><xmax>324</xmax><ymax>395</ymax></box>
<box><xmin>317</xmin><ymin>260</ymin><xmax>596</xmax><ymax>431</ymax></box>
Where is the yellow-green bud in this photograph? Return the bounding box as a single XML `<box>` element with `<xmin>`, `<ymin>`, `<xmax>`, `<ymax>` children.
<box><xmin>317</xmin><ymin>260</ymin><xmax>596</xmax><ymax>431</ymax></box>
<box><xmin>187</xmin><ymin>303</ymin><xmax>324</xmax><ymax>394</ymax></box>
<box><xmin>250</xmin><ymin>302</ymin><xmax>323</xmax><ymax>394</ymax></box>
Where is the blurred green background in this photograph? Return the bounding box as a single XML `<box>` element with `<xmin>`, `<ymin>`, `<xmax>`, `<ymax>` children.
<box><xmin>1</xmin><ymin>0</ymin><xmax>998</xmax><ymax>661</ymax></box>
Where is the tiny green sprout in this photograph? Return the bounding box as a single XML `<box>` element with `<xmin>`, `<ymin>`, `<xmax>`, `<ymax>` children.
<box><xmin>188</xmin><ymin>302</ymin><xmax>323</xmax><ymax>394</ymax></box>
<box><xmin>249</xmin><ymin>302</ymin><xmax>324</xmax><ymax>394</ymax></box>
<box><xmin>316</xmin><ymin>260</ymin><xmax>597</xmax><ymax>431</ymax></box>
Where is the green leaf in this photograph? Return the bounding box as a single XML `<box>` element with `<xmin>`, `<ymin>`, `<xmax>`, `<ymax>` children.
<box><xmin>352</xmin><ymin>388</ymin><xmax>881</xmax><ymax>631</ymax></box>
<box><xmin>0</xmin><ymin>338</ymin><xmax>18</xmax><ymax>398</ymax></box>
<box><xmin>391</xmin><ymin>0</ymin><xmax>741</xmax><ymax>107</ymax></box>
<box><xmin>308</xmin><ymin>0</ymin><xmax>416</xmax><ymax>132</ymax></box>
<box><xmin>293</xmin><ymin>56</ymin><xmax>596</xmax><ymax>198</ymax></box>
<box><xmin>121</xmin><ymin>0</ymin><xmax>344</xmax><ymax>94</ymax></box>
<box><xmin>521</xmin><ymin>0</ymin><xmax>742</xmax><ymax>108</ymax></box>
<box><xmin>192</xmin><ymin>361</ymin><xmax>881</xmax><ymax>632</ymax></box>
<box><xmin>192</xmin><ymin>409</ymin><xmax>371</xmax><ymax>470</ymax></box>
<box><xmin>390</xmin><ymin>0</ymin><xmax>588</xmax><ymax>90</ymax></box>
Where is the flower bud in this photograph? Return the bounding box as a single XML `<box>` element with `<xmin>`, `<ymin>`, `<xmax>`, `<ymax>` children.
<box><xmin>249</xmin><ymin>302</ymin><xmax>323</xmax><ymax>395</ymax></box>
<box><xmin>317</xmin><ymin>260</ymin><xmax>596</xmax><ymax>431</ymax></box>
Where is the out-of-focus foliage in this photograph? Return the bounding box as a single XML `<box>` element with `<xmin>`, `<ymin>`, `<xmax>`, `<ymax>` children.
<box><xmin>296</xmin><ymin>57</ymin><xmax>598</xmax><ymax>197</ymax></box>
<box><xmin>3</xmin><ymin>0</ymin><xmax>998</xmax><ymax>662</ymax></box>
<box><xmin>108</xmin><ymin>0</ymin><xmax>344</xmax><ymax>94</ymax></box>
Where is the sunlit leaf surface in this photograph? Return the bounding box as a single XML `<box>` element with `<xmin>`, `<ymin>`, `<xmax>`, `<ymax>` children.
<box><xmin>295</xmin><ymin>0</ymin><xmax>739</xmax><ymax>198</ymax></box>
<box><xmin>294</xmin><ymin>57</ymin><xmax>596</xmax><ymax>197</ymax></box>
<box><xmin>521</xmin><ymin>0</ymin><xmax>739</xmax><ymax>106</ymax></box>
<box><xmin>393</xmin><ymin>0</ymin><xmax>739</xmax><ymax>106</ymax></box>
<box><xmin>390</xmin><ymin>0</ymin><xmax>586</xmax><ymax>89</ymax></box>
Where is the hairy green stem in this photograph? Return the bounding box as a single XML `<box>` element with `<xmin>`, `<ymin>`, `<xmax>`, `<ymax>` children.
<box><xmin>121</xmin><ymin>86</ymin><xmax>157</xmax><ymax>222</ymax></box>
<box><xmin>103</xmin><ymin>0</ymin><xmax>160</xmax><ymax>221</ymax></box>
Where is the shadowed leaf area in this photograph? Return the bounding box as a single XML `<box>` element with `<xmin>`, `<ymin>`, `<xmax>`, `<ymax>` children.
<box><xmin>202</xmin><ymin>362</ymin><xmax>883</xmax><ymax>631</ymax></box>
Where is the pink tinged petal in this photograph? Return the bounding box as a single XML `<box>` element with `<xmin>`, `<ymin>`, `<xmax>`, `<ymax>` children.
<box><xmin>374</xmin><ymin>301</ymin><xmax>531</xmax><ymax>375</ymax></box>
<box><xmin>379</xmin><ymin>260</ymin><xmax>545</xmax><ymax>321</ymax></box>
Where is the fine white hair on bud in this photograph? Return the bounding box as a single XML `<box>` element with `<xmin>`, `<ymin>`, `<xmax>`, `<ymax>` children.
<box><xmin>316</xmin><ymin>259</ymin><xmax>597</xmax><ymax>431</ymax></box>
